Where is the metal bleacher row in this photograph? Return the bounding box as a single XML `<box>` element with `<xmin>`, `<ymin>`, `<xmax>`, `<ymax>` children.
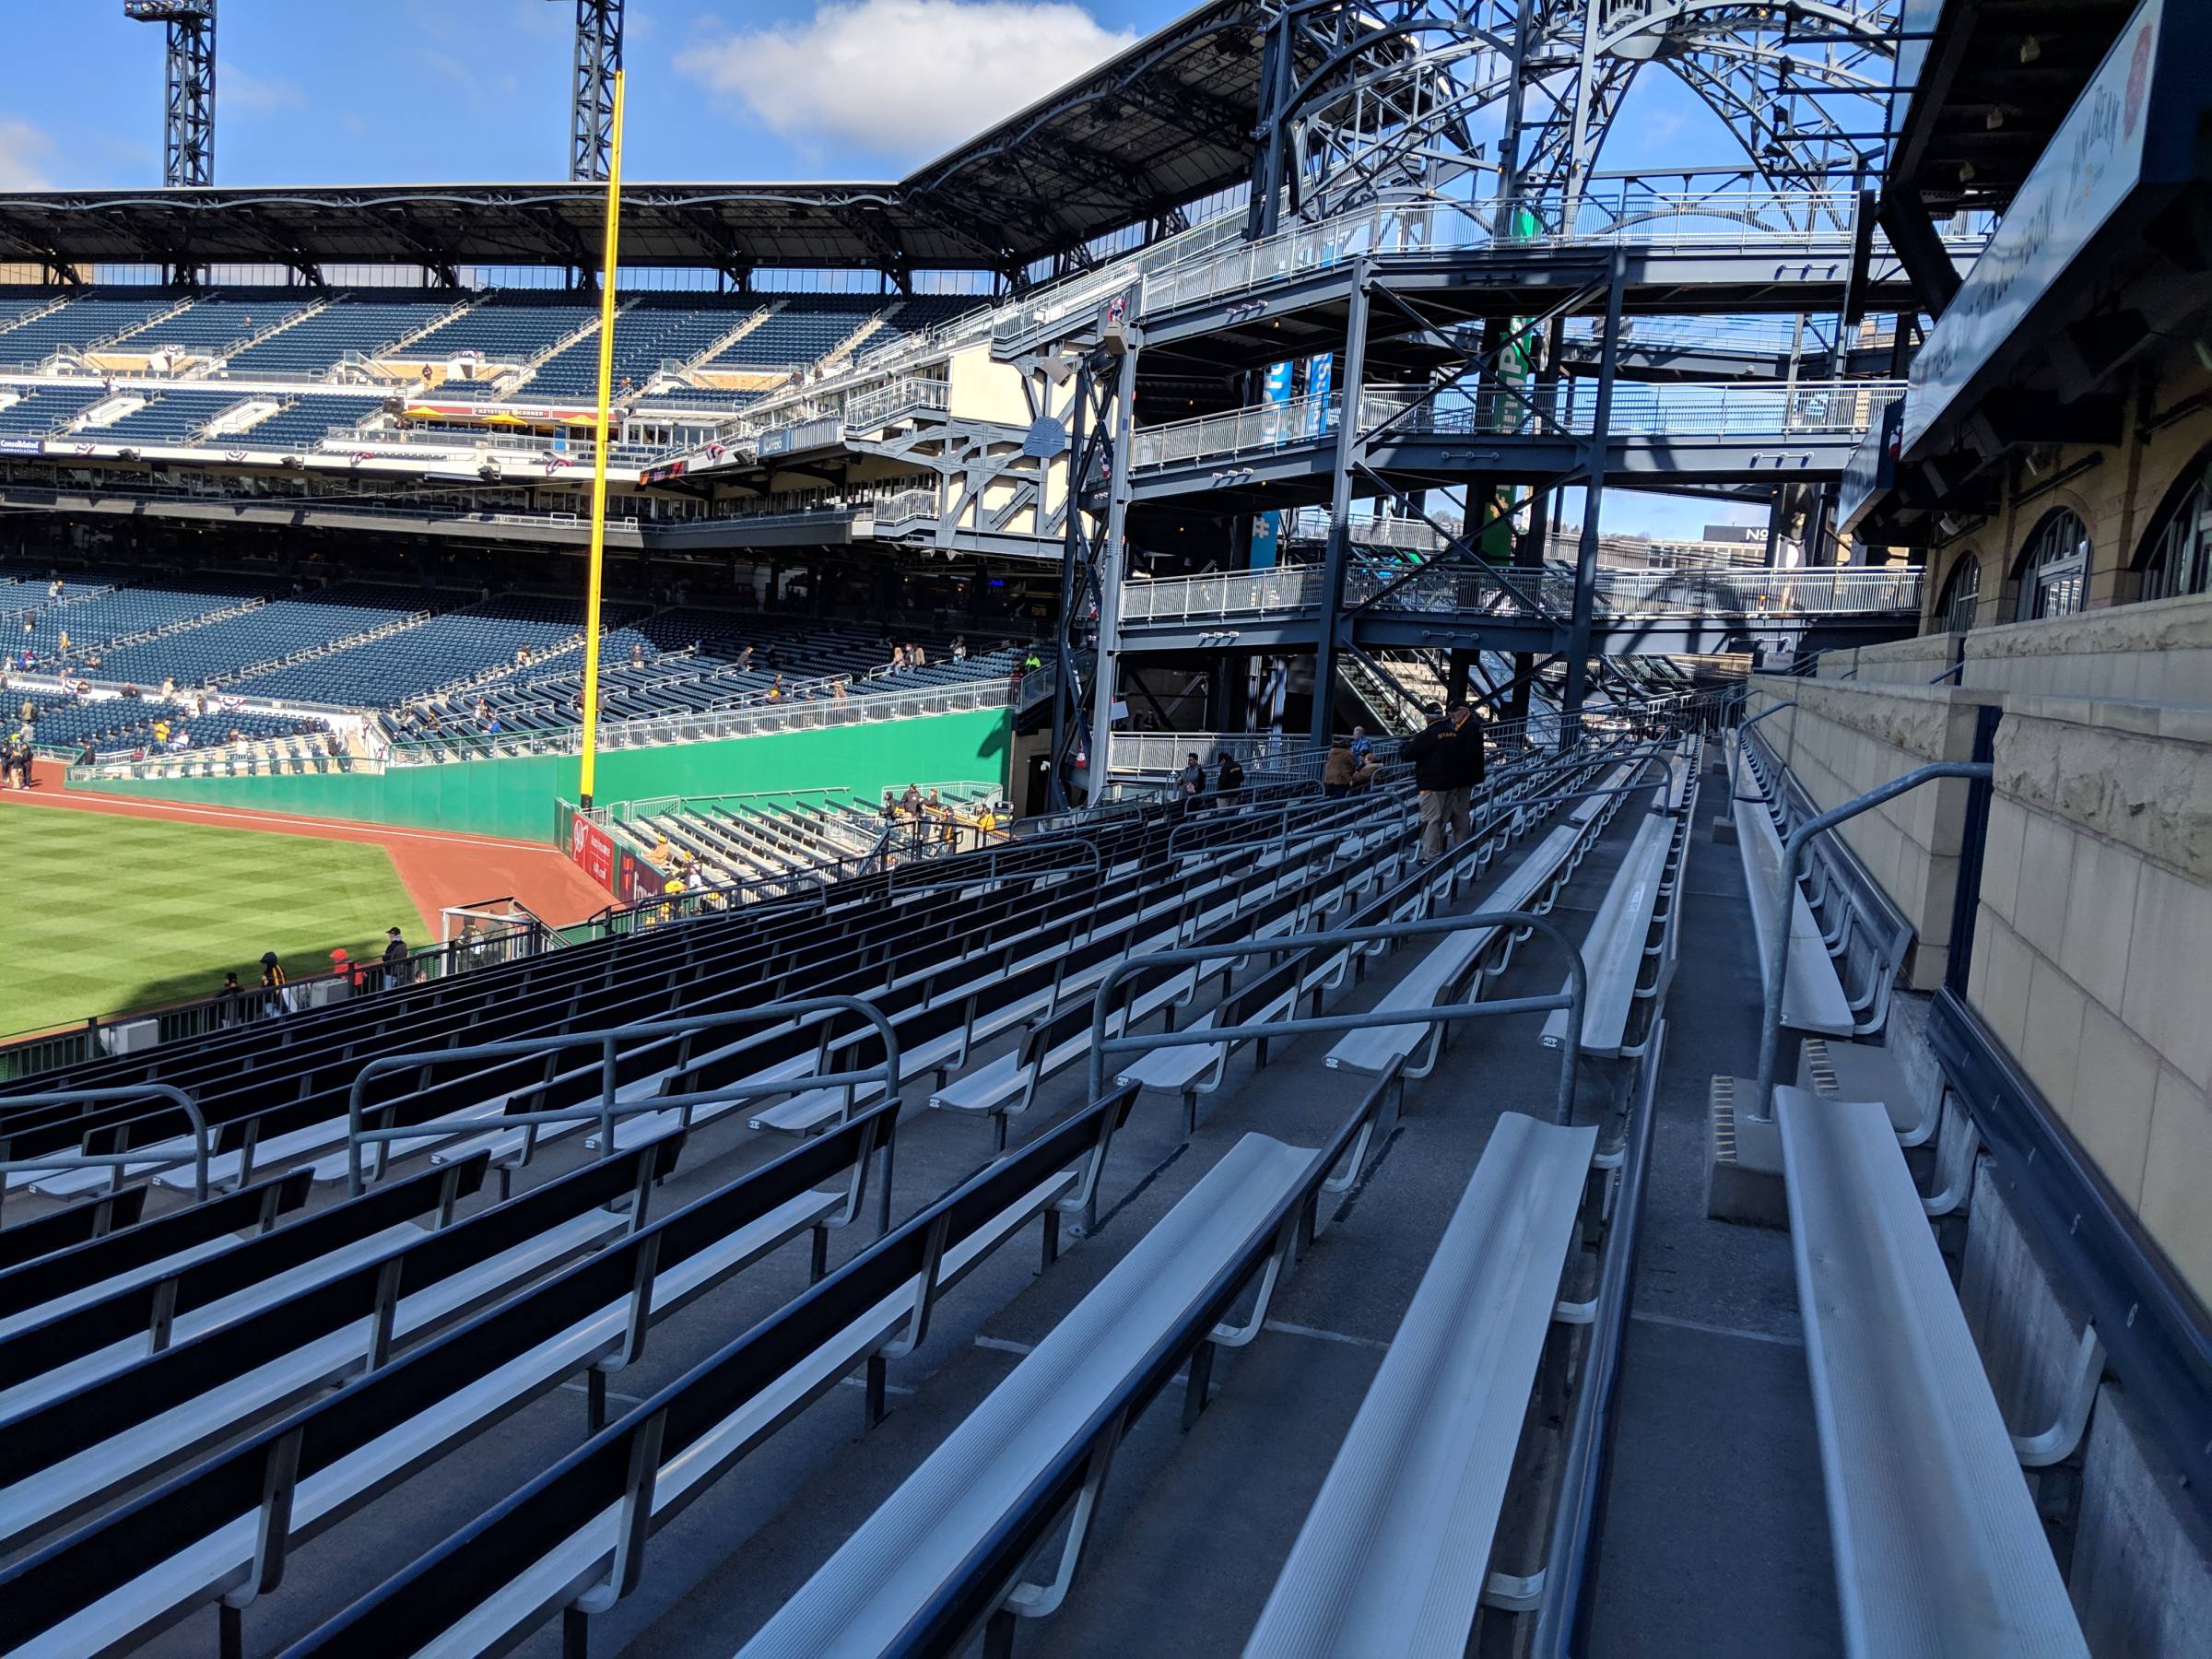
<box><xmin>0</xmin><ymin>716</ymin><xmax>1681</xmax><ymax>1654</ymax></box>
<box><xmin>0</xmin><ymin>698</ymin><xmax>2100</xmax><ymax>1656</ymax></box>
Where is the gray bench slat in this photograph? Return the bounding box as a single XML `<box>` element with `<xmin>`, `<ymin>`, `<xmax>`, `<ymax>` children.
<box><xmin>736</xmin><ymin>1131</ymin><xmax>1318</xmax><ymax>1657</ymax></box>
<box><xmin>1777</xmin><ymin>1089</ymin><xmax>2088</xmax><ymax>1658</ymax></box>
<box><xmin>1540</xmin><ymin>810</ymin><xmax>1673</xmax><ymax>1058</ymax></box>
<box><xmin>1735</xmin><ymin>796</ymin><xmax>1853</xmax><ymax>1037</ymax></box>
<box><xmin>1243</xmin><ymin>1112</ymin><xmax>1596</xmax><ymax>1657</ymax></box>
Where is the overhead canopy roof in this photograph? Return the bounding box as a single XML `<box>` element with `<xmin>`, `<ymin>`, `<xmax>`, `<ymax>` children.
<box><xmin>0</xmin><ymin>2</ymin><xmax>1284</xmax><ymax>279</ymax></box>
<box><xmin>1885</xmin><ymin>0</ymin><xmax>2138</xmax><ymax>217</ymax></box>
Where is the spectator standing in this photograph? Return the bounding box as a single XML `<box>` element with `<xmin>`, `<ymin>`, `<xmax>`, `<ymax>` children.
<box><xmin>1177</xmin><ymin>751</ymin><xmax>1206</xmax><ymax>801</ymax></box>
<box><xmin>382</xmin><ymin>926</ymin><xmax>411</xmax><ymax>988</ymax></box>
<box><xmin>1349</xmin><ymin>725</ymin><xmax>1373</xmax><ymax>770</ymax></box>
<box><xmin>1322</xmin><ymin>741</ymin><xmax>1356</xmax><ymax>799</ymax></box>
<box><xmin>1217</xmin><ymin>752</ymin><xmax>1246</xmax><ymax>798</ymax></box>
<box><xmin>259</xmin><ymin>951</ymin><xmax>288</xmax><ymax>1017</ymax></box>
<box><xmin>217</xmin><ymin>971</ymin><xmax>243</xmax><ymax>1028</ymax></box>
<box><xmin>1402</xmin><ymin>700</ymin><xmax>1486</xmax><ymax>863</ymax></box>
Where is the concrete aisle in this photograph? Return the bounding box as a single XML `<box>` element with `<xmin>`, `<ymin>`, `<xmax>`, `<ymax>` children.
<box><xmin>1585</xmin><ymin>756</ymin><xmax>1841</xmax><ymax>1657</ymax></box>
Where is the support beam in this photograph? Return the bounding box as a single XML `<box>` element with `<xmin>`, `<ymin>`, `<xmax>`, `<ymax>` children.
<box><xmin>1562</xmin><ymin>249</ymin><xmax>1627</xmax><ymax>716</ymax></box>
<box><xmin>1088</xmin><ymin>338</ymin><xmax>1142</xmax><ymax>806</ymax></box>
<box><xmin>559</xmin><ymin>0</ymin><xmax>624</xmax><ymax>182</ymax></box>
<box><xmin>124</xmin><ymin>1</ymin><xmax>216</xmax><ymax>189</ymax></box>
<box><xmin>1311</xmin><ymin>260</ymin><xmax>1372</xmax><ymax>745</ymax></box>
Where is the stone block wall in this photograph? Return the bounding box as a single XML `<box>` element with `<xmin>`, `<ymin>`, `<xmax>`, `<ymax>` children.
<box><xmin>1746</xmin><ymin>675</ymin><xmax>1983</xmax><ymax>987</ymax></box>
<box><xmin>1967</xmin><ymin>695</ymin><xmax>2212</xmax><ymax>1300</ymax></box>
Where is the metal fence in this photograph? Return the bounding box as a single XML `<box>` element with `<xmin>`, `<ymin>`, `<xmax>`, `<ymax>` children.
<box><xmin>0</xmin><ymin>904</ymin><xmax>564</xmax><ymax>1081</ymax></box>
<box><xmin>1129</xmin><ymin>381</ymin><xmax>1901</xmax><ymax>474</ymax></box>
<box><xmin>1119</xmin><ymin>560</ymin><xmax>1921</xmax><ymax>627</ymax></box>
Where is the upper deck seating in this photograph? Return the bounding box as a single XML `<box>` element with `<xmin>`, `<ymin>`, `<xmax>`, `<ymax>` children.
<box><xmin>111</xmin><ymin>290</ymin><xmax>317</xmax><ymax>354</ymax></box>
<box><xmin>704</xmin><ymin>296</ymin><xmax>888</xmax><ymax>370</ymax></box>
<box><xmin>222</xmin><ymin>295</ymin><xmax>458</xmax><ymax>375</ymax></box>
<box><xmin>401</xmin><ymin>293</ymin><xmax>598</xmax><ymax>363</ymax></box>
<box><xmin>0</xmin><ymin>292</ymin><xmax>182</xmax><ymax>360</ymax></box>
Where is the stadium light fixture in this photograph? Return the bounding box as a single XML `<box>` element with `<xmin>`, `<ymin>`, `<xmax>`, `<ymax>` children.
<box><xmin>124</xmin><ymin>0</ymin><xmax>216</xmax><ymax>189</ymax></box>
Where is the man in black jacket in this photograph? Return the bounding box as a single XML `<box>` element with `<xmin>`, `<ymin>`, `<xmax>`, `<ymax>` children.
<box><xmin>1402</xmin><ymin>700</ymin><xmax>1485</xmax><ymax>862</ymax></box>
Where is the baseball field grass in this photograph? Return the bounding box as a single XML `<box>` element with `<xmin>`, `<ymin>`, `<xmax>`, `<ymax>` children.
<box><xmin>0</xmin><ymin>808</ymin><xmax>426</xmax><ymax>1038</ymax></box>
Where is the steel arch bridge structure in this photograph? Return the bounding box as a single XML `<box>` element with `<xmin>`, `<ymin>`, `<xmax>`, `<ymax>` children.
<box><xmin>1042</xmin><ymin>0</ymin><xmax>1915</xmax><ymax>806</ymax></box>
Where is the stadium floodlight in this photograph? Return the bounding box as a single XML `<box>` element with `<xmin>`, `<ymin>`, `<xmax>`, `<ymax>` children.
<box><xmin>550</xmin><ymin>0</ymin><xmax>624</xmax><ymax>182</ymax></box>
<box><xmin>124</xmin><ymin>0</ymin><xmax>216</xmax><ymax>189</ymax></box>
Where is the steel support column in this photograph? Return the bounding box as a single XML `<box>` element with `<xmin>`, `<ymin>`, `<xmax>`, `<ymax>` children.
<box><xmin>1047</xmin><ymin>359</ymin><xmax>1091</xmax><ymax>811</ymax></box>
<box><xmin>1562</xmin><ymin>248</ymin><xmax>1626</xmax><ymax>715</ymax></box>
<box><xmin>563</xmin><ymin>0</ymin><xmax>625</xmax><ymax>182</ymax></box>
<box><xmin>1311</xmin><ymin>260</ymin><xmax>1372</xmax><ymax>745</ymax></box>
<box><xmin>1088</xmin><ymin>338</ymin><xmax>1142</xmax><ymax>803</ymax></box>
<box><xmin>124</xmin><ymin>1</ymin><xmax>216</xmax><ymax>188</ymax></box>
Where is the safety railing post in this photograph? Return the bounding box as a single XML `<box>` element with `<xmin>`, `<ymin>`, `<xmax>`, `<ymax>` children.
<box><xmin>1747</xmin><ymin>760</ymin><xmax>1994</xmax><ymax>1117</ymax></box>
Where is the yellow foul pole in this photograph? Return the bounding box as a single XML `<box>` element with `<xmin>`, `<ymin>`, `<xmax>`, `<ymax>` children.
<box><xmin>578</xmin><ymin>68</ymin><xmax>627</xmax><ymax>808</ymax></box>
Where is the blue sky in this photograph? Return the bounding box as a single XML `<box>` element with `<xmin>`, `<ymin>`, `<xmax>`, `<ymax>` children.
<box><xmin>0</xmin><ymin>0</ymin><xmax>1766</xmax><ymax>536</ymax></box>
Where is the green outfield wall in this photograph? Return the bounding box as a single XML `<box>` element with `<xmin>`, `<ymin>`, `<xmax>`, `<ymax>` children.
<box><xmin>75</xmin><ymin>708</ymin><xmax>1013</xmax><ymax>843</ymax></box>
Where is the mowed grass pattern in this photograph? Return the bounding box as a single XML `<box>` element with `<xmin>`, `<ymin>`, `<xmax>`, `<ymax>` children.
<box><xmin>0</xmin><ymin>811</ymin><xmax>425</xmax><ymax>1037</ymax></box>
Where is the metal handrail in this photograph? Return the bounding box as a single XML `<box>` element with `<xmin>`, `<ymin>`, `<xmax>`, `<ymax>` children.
<box><xmin>1084</xmin><ymin>911</ymin><xmax>1590</xmax><ymax>1124</ymax></box>
<box><xmin>1748</xmin><ymin>761</ymin><xmax>1994</xmax><ymax>1114</ymax></box>
<box><xmin>344</xmin><ymin>995</ymin><xmax>901</xmax><ymax>1224</ymax></box>
<box><xmin>0</xmin><ymin>1084</ymin><xmax>208</xmax><ymax>1208</ymax></box>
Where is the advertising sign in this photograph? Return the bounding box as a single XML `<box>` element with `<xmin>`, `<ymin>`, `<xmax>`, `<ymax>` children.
<box><xmin>1901</xmin><ymin>0</ymin><xmax>2165</xmax><ymax>455</ymax></box>
<box><xmin>570</xmin><ymin>812</ymin><xmax>617</xmax><ymax>892</ymax></box>
<box><xmin>1250</xmin><ymin>359</ymin><xmax>1294</xmax><ymax>568</ymax></box>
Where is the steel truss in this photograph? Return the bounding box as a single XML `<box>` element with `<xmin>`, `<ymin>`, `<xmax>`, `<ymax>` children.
<box><xmin>1246</xmin><ymin>0</ymin><xmax>1900</xmax><ymax>225</ymax></box>
<box><xmin>561</xmin><ymin>0</ymin><xmax>624</xmax><ymax>182</ymax></box>
<box><xmin>124</xmin><ymin>0</ymin><xmax>216</xmax><ymax>189</ymax></box>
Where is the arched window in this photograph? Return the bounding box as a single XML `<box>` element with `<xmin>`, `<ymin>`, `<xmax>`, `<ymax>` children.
<box><xmin>2014</xmin><ymin>510</ymin><xmax>2088</xmax><ymax>621</ymax></box>
<box><xmin>2136</xmin><ymin>452</ymin><xmax>2212</xmax><ymax>604</ymax></box>
<box><xmin>1937</xmin><ymin>554</ymin><xmax>1981</xmax><ymax>633</ymax></box>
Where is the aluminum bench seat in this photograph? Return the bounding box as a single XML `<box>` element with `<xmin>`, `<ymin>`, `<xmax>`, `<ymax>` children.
<box><xmin>278</xmin><ymin>1095</ymin><xmax>1133</xmax><ymax>1658</ymax></box>
<box><xmin>0</xmin><ymin>1118</ymin><xmax>886</xmax><ymax>1659</ymax></box>
<box><xmin>1776</xmin><ymin>1088</ymin><xmax>2088</xmax><ymax>1658</ymax></box>
<box><xmin>1735</xmin><ymin>794</ymin><xmax>1853</xmax><ymax>1037</ymax></box>
<box><xmin>738</xmin><ymin>1130</ymin><xmax>1319</xmax><ymax>1657</ymax></box>
<box><xmin>1243</xmin><ymin>1113</ymin><xmax>1597</xmax><ymax>1657</ymax></box>
<box><xmin>1539</xmin><ymin>809</ymin><xmax>1676</xmax><ymax>1059</ymax></box>
<box><xmin>0</xmin><ymin>1142</ymin><xmax>681</xmax><ymax>1551</ymax></box>
<box><xmin>0</xmin><ymin>1170</ymin><xmax>308</xmax><ymax>1337</ymax></box>
<box><xmin>1326</xmin><ymin>822</ymin><xmax>1581</xmax><ymax>1077</ymax></box>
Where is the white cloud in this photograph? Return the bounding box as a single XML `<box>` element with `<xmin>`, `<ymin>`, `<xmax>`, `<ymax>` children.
<box><xmin>679</xmin><ymin>0</ymin><xmax>1135</xmax><ymax>165</ymax></box>
<box><xmin>0</xmin><ymin>119</ymin><xmax>53</xmax><ymax>190</ymax></box>
<box><xmin>221</xmin><ymin>63</ymin><xmax>308</xmax><ymax>114</ymax></box>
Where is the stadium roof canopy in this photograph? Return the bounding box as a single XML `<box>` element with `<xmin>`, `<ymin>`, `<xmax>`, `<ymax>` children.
<box><xmin>0</xmin><ymin>1</ymin><xmax>1286</xmax><ymax>282</ymax></box>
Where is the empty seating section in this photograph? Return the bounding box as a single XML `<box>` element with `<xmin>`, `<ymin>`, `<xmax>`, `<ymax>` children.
<box><xmin>232</xmin><ymin>594</ymin><xmax>606</xmax><ymax>706</ymax></box>
<box><xmin>402</xmin><ymin>293</ymin><xmax>598</xmax><ymax>364</ymax></box>
<box><xmin>87</xmin><ymin>389</ymin><xmax>252</xmax><ymax>444</ymax></box>
<box><xmin>0</xmin><ymin>292</ymin><xmax>182</xmax><ymax>361</ymax></box>
<box><xmin>0</xmin><ymin>691</ymin><xmax>2112</xmax><ymax>1657</ymax></box>
<box><xmin>110</xmin><ymin>290</ymin><xmax>317</xmax><ymax>354</ymax></box>
<box><xmin>865</xmin><ymin>292</ymin><xmax>980</xmax><ymax>347</ymax></box>
<box><xmin>0</xmin><ymin>384</ymin><xmax>113</xmax><ymax>435</ymax></box>
<box><xmin>88</xmin><ymin>582</ymin><xmax>436</xmax><ymax>689</ymax></box>
<box><xmin>0</xmin><ymin>290</ymin><xmax>60</xmax><ymax>334</ymax></box>
<box><xmin>13</xmin><ymin>575</ymin><xmax>278</xmax><ymax>656</ymax></box>
<box><xmin>706</xmin><ymin>295</ymin><xmax>888</xmax><ymax>369</ymax></box>
<box><xmin>232</xmin><ymin>394</ymin><xmax>388</xmax><ymax>451</ymax></box>
<box><xmin>221</xmin><ymin>295</ymin><xmax>457</xmax><ymax>375</ymax></box>
<box><xmin>524</xmin><ymin>299</ymin><xmax>744</xmax><ymax>401</ymax></box>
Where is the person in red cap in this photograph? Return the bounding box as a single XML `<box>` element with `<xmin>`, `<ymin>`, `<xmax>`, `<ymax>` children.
<box><xmin>331</xmin><ymin>947</ymin><xmax>369</xmax><ymax>995</ymax></box>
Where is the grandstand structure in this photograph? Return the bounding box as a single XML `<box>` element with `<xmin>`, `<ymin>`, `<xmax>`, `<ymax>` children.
<box><xmin>0</xmin><ymin>2</ymin><xmax>2207</xmax><ymax>1656</ymax></box>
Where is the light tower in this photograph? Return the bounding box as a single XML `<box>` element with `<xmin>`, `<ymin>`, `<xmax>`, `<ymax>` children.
<box><xmin>123</xmin><ymin>0</ymin><xmax>216</xmax><ymax>188</ymax></box>
<box><xmin>554</xmin><ymin>0</ymin><xmax>625</xmax><ymax>182</ymax></box>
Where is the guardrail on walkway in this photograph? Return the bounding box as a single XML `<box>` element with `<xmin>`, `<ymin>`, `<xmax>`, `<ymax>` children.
<box><xmin>1118</xmin><ymin>561</ymin><xmax>1923</xmax><ymax>627</ymax></box>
